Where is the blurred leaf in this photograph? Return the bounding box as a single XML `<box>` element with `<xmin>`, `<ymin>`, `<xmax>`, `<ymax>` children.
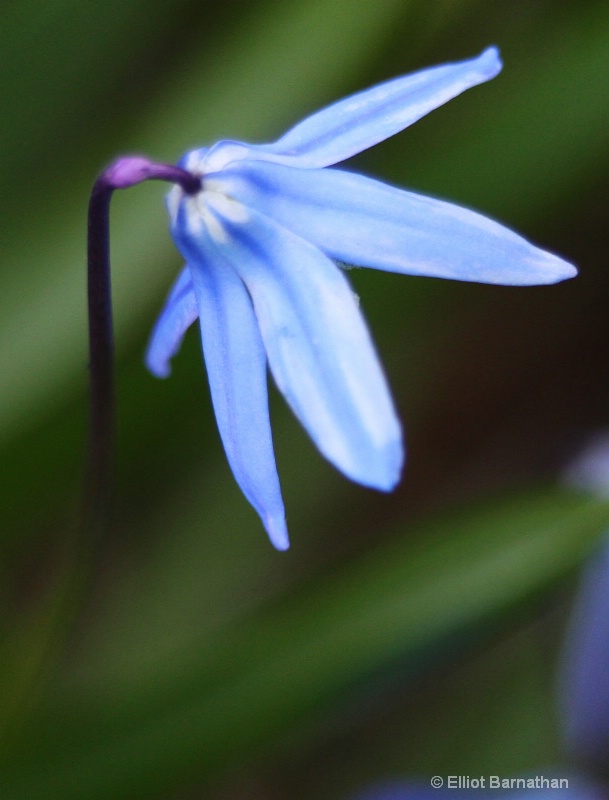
<box><xmin>0</xmin><ymin>0</ymin><xmax>193</xmax><ymax>182</ymax></box>
<box><xmin>313</xmin><ymin>618</ymin><xmax>562</xmax><ymax>800</ymax></box>
<box><xmin>3</xmin><ymin>488</ymin><xmax>608</xmax><ymax>798</ymax></box>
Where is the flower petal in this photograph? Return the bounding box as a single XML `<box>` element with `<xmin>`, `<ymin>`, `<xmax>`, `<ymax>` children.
<box><xmin>203</xmin><ymin>47</ymin><xmax>501</xmax><ymax>171</ymax></box>
<box><xmin>353</xmin><ymin>781</ymin><xmax>602</xmax><ymax>800</ymax></box>
<box><xmin>216</xmin><ymin>160</ymin><xmax>576</xmax><ymax>285</ymax></box>
<box><xmin>145</xmin><ymin>266</ymin><xmax>198</xmax><ymax>378</ymax></box>
<box><xmin>197</xmin><ymin>199</ymin><xmax>404</xmax><ymax>491</ymax></box>
<box><xmin>560</xmin><ymin>535</ymin><xmax>609</xmax><ymax>765</ymax></box>
<box><xmin>170</xmin><ymin>216</ymin><xmax>289</xmax><ymax>549</ymax></box>
<box><xmin>352</xmin><ymin>784</ymin><xmax>475</xmax><ymax>800</ymax></box>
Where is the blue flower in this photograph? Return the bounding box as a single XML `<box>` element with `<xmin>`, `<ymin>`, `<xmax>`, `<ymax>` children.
<box><xmin>145</xmin><ymin>47</ymin><xmax>576</xmax><ymax>549</ymax></box>
<box><xmin>560</xmin><ymin>535</ymin><xmax>609</xmax><ymax>768</ymax></box>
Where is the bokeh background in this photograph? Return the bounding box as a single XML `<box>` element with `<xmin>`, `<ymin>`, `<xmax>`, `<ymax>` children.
<box><xmin>2</xmin><ymin>1</ymin><xmax>609</xmax><ymax>797</ymax></box>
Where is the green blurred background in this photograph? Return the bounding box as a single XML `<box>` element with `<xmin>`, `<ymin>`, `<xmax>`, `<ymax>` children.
<box><xmin>2</xmin><ymin>0</ymin><xmax>609</xmax><ymax>797</ymax></box>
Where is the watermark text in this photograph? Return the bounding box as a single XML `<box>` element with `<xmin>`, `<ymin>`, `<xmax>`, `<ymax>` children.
<box><xmin>430</xmin><ymin>776</ymin><xmax>569</xmax><ymax>790</ymax></box>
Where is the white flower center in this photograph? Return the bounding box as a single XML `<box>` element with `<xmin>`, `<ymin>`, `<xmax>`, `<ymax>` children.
<box><xmin>168</xmin><ymin>151</ymin><xmax>249</xmax><ymax>244</ymax></box>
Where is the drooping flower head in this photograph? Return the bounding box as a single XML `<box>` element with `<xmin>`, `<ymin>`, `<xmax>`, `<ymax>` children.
<box><xmin>146</xmin><ymin>47</ymin><xmax>576</xmax><ymax>549</ymax></box>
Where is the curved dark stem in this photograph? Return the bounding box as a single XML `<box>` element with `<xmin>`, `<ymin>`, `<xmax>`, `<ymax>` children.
<box><xmin>0</xmin><ymin>158</ymin><xmax>202</xmax><ymax>747</ymax></box>
<box><xmin>86</xmin><ymin>184</ymin><xmax>115</xmax><ymax>538</ymax></box>
<box><xmin>84</xmin><ymin>157</ymin><xmax>201</xmax><ymax>540</ymax></box>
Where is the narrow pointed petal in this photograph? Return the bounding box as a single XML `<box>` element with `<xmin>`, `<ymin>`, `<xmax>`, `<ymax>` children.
<box><xmin>171</xmin><ymin>225</ymin><xmax>288</xmax><ymax>549</ymax></box>
<box><xmin>203</xmin><ymin>47</ymin><xmax>501</xmax><ymax>172</ymax></box>
<box><xmin>216</xmin><ymin>161</ymin><xmax>576</xmax><ymax>285</ymax></box>
<box><xmin>560</xmin><ymin>536</ymin><xmax>609</xmax><ymax>765</ymax></box>
<box><xmin>200</xmin><ymin>200</ymin><xmax>403</xmax><ymax>490</ymax></box>
<box><xmin>145</xmin><ymin>267</ymin><xmax>198</xmax><ymax>378</ymax></box>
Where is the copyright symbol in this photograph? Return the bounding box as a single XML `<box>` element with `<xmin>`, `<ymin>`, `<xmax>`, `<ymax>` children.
<box><xmin>431</xmin><ymin>777</ymin><xmax>443</xmax><ymax>788</ymax></box>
